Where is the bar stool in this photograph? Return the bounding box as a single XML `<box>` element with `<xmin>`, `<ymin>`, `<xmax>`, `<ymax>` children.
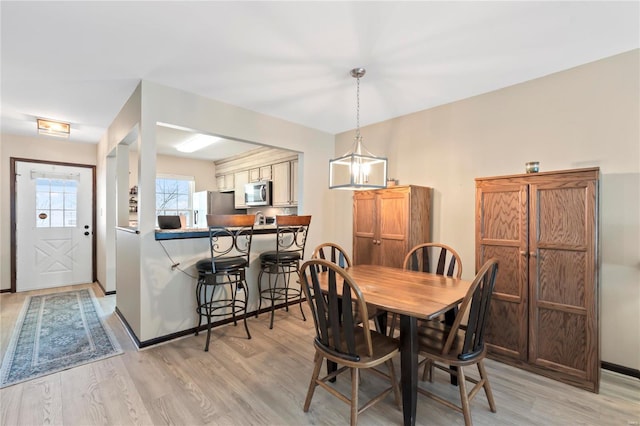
<box><xmin>257</xmin><ymin>215</ymin><xmax>311</xmax><ymax>329</ymax></box>
<box><xmin>194</xmin><ymin>214</ymin><xmax>255</xmax><ymax>351</ymax></box>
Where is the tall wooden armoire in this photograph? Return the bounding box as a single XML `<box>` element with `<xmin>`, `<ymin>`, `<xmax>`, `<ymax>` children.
<box><xmin>353</xmin><ymin>185</ymin><xmax>432</xmax><ymax>268</ymax></box>
<box><xmin>475</xmin><ymin>167</ymin><xmax>600</xmax><ymax>392</ymax></box>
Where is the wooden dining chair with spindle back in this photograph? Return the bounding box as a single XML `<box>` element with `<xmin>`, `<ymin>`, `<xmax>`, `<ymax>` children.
<box><xmin>388</xmin><ymin>242</ymin><xmax>463</xmax><ymax>336</ymax></box>
<box><xmin>298</xmin><ymin>258</ymin><xmax>401</xmax><ymax>426</ymax></box>
<box><xmin>416</xmin><ymin>258</ymin><xmax>499</xmax><ymax>426</ymax></box>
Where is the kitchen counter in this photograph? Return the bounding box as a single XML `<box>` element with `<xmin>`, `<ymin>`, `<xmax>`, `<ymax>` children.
<box><xmin>155</xmin><ymin>224</ymin><xmax>277</xmax><ymax>240</ymax></box>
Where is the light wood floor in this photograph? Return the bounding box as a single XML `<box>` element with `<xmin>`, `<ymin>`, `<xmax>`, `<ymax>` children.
<box><xmin>1</xmin><ymin>283</ymin><xmax>638</xmax><ymax>425</ymax></box>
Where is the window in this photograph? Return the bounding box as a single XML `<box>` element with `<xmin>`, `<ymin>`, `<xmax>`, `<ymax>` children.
<box><xmin>35</xmin><ymin>178</ymin><xmax>78</xmax><ymax>228</ymax></box>
<box><xmin>156</xmin><ymin>175</ymin><xmax>194</xmax><ymax>225</ymax></box>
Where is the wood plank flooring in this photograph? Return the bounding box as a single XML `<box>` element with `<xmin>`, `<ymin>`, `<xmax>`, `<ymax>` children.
<box><xmin>1</xmin><ymin>283</ymin><xmax>638</xmax><ymax>425</ymax></box>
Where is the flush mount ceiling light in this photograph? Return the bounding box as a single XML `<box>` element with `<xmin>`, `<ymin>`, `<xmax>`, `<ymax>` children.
<box><xmin>37</xmin><ymin>118</ymin><xmax>70</xmax><ymax>137</ymax></box>
<box><xmin>176</xmin><ymin>134</ymin><xmax>222</xmax><ymax>153</ymax></box>
<box><xmin>329</xmin><ymin>68</ymin><xmax>388</xmax><ymax>190</ymax></box>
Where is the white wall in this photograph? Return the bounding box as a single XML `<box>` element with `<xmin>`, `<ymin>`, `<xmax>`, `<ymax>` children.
<box><xmin>334</xmin><ymin>49</ymin><xmax>640</xmax><ymax>370</ymax></box>
<box><xmin>0</xmin><ymin>134</ymin><xmax>97</xmax><ymax>291</ymax></box>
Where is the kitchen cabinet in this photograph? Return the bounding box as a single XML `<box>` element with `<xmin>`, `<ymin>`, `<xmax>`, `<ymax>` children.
<box><xmin>250</xmin><ymin>165</ymin><xmax>272</xmax><ymax>182</ymax></box>
<box><xmin>475</xmin><ymin>167</ymin><xmax>599</xmax><ymax>392</ymax></box>
<box><xmin>272</xmin><ymin>160</ymin><xmax>297</xmax><ymax>207</ymax></box>
<box><xmin>353</xmin><ymin>185</ymin><xmax>432</xmax><ymax>268</ymax></box>
<box><xmin>216</xmin><ymin>173</ymin><xmax>234</xmax><ymax>192</ymax></box>
<box><xmin>234</xmin><ymin>170</ymin><xmax>249</xmax><ymax>208</ymax></box>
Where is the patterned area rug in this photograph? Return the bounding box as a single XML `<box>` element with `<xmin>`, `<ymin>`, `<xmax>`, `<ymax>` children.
<box><xmin>0</xmin><ymin>288</ymin><xmax>123</xmax><ymax>388</ymax></box>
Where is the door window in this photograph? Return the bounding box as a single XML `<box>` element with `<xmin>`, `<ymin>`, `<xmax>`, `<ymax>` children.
<box><xmin>35</xmin><ymin>177</ymin><xmax>78</xmax><ymax>228</ymax></box>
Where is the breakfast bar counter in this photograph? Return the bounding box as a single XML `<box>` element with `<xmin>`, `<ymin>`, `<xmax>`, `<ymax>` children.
<box><xmin>155</xmin><ymin>224</ymin><xmax>278</xmax><ymax>240</ymax></box>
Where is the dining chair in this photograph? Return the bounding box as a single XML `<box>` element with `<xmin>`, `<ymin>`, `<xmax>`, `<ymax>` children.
<box><xmin>194</xmin><ymin>214</ymin><xmax>255</xmax><ymax>351</ymax></box>
<box><xmin>312</xmin><ymin>242</ymin><xmax>388</xmax><ymax>334</ymax></box>
<box><xmin>257</xmin><ymin>215</ymin><xmax>312</xmax><ymax>329</ymax></box>
<box><xmin>298</xmin><ymin>258</ymin><xmax>401</xmax><ymax>426</ymax></box>
<box><xmin>311</xmin><ymin>242</ymin><xmax>352</xmax><ymax>269</ymax></box>
<box><xmin>388</xmin><ymin>242</ymin><xmax>463</xmax><ymax>337</ymax></box>
<box><xmin>416</xmin><ymin>258</ymin><xmax>499</xmax><ymax>426</ymax></box>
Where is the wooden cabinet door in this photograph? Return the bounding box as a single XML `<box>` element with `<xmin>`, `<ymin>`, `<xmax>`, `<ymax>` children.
<box><xmin>216</xmin><ymin>175</ymin><xmax>225</xmax><ymax>191</ymax></box>
<box><xmin>528</xmin><ymin>176</ymin><xmax>599</xmax><ymax>390</ymax></box>
<box><xmin>476</xmin><ymin>182</ymin><xmax>529</xmax><ymax>361</ymax></box>
<box><xmin>290</xmin><ymin>160</ymin><xmax>298</xmax><ymax>206</ymax></box>
<box><xmin>271</xmin><ymin>161</ymin><xmax>291</xmax><ymax>206</ymax></box>
<box><xmin>353</xmin><ymin>191</ymin><xmax>377</xmax><ymax>265</ymax></box>
<box><xmin>378</xmin><ymin>189</ymin><xmax>409</xmax><ymax>268</ymax></box>
<box><xmin>234</xmin><ymin>171</ymin><xmax>249</xmax><ymax>208</ymax></box>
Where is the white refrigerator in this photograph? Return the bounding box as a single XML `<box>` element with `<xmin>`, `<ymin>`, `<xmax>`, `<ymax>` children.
<box><xmin>192</xmin><ymin>191</ymin><xmax>244</xmax><ymax>227</ymax></box>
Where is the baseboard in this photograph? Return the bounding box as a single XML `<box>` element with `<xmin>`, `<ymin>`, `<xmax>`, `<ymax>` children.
<box><xmin>95</xmin><ymin>279</ymin><xmax>116</xmax><ymax>296</ymax></box>
<box><xmin>115</xmin><ymin>299</ymin><xmax>305</xmax><ymax>349</ymax></box>
<box><xmin>601</xmin><ymin>361</ymin><xmax>640</xmax><ymax>379</ymax></box>
<box><xmin>0</xmin><ymin>288</ymin><xmax>11</xmax><ymax>293</ymax></box>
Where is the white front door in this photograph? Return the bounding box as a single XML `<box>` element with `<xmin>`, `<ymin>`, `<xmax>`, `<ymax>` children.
<box><xmin>16</xmin><ymin>161</ymin><xmax>93</xmax><ymax>291</ymax></box>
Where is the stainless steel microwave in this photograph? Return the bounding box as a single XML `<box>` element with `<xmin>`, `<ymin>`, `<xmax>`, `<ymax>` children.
<box><xmin>244</xmin><ymin>181</ymin><xmax>271</xmax><ymax>206</ymax></box>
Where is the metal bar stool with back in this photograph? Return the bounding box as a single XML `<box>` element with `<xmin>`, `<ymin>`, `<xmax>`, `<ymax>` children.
<box><xmin>257</xmin><ymin>215</ymin><xmax>312</xmax><ymax>329</ymax></box>
<box><xmin>194</xmin><ymin>214</ymin><xmax>255</xmax><ymax>351</ymax></box>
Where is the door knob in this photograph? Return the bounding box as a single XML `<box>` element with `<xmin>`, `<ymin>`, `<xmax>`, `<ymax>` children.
<box><xmin>84</xmin><ymin>225</ymin><xmax>89</xmax><ymax>229</ymax></box>
<box><xmin>84</xmin><ymin>231</ymin><xmax>90</xmax><ymax>236</ymax></box>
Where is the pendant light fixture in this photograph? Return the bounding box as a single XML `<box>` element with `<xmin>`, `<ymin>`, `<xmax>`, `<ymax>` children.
<box><xmin>329</xmin><ymin>68</ymin><xmax>387</xmax><ymax>190</ymax></box>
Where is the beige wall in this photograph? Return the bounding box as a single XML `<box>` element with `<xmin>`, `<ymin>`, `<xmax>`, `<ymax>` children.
<box><xmin>334</xmin><ymin>49</ymin><xmax>640</xmax><ymax>370</ymax></box>
<box><xmin>0</xmin><ymin>134</ymin><xmax>97</xmax><ymax>291</ymax></box>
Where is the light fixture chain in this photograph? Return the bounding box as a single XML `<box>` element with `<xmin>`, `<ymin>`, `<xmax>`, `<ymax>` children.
<box><xmin>356</xmin><ymin>75</ymin><xmax>360</xmax><ymax>140</ymax></box>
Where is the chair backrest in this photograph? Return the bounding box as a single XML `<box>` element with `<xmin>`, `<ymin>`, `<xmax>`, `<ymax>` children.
<box><xmin>442</xmin><ymin>258</ymin><xmax>499</xmax><ymax>361</ymax></box>
<box><xmin>206</xmin><ymin>214</ymin><xmax>255</xmax><ymax>272</ymax></box>
<box><xmin>403</xmin><ymin>243</ymin><xmax>463</xmax><ymax>278</ymax></box>
<box><xmin>311</xmin><ymin>242</ymin><xmax>352</xmax><ymax>270</ymax></box>
<box><xmin>274</xmin><ymin>215</ymin><xmax>312</xmax><ymax>259</ymax></box>
<box><xmin>299</xmin><ymin>259</ymin><xmax>373</xmax><ymax>361</ymax></box>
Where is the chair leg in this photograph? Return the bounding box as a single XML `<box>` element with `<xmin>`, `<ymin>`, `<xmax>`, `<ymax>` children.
<box><xmin>269</xmin><ymin>268</ymin><xmax>277</xmax><ymax>329</ymax></box>
<box><xmin>350</xmin><ymin>367</ymin><xmax>359</xmax><ymax>426</ymax></box>
<box><xmin>388</xmin><ymin>313</ymin><xmax>398</xmax><ymax>337</ymax></box>
<box><xmin>386</xmin><ymin>359</ymin><xmax>401</xmax><ymax>409</ymax></box>
<box><xmin>457</xmin><ymin>366</ymin><xmax>472</xmax><ymax>426</ymax></box>
<box><xmin>195</xmin><ymin>278</ymin><xmax>203</xmax><ymax>336</ymax></box>
<box><xmin>304</xmin><ymin>352</ymin><xmax>324</xmax><ymax>412</ymax></box>
<box><xmin>229</xmin><ymin>277</ymin><xmax>238</xmax><ymax>326</ymax></box>
<box><xmin>204</xmin><ymin>300</ymin><xmax>213</xmax><ymax>352</ymax></box>
<box><xmin>421</xmin><ymin>359</ymin><xmax>434</xmax><ymax>382</ymax></box>
<box><xmin>256</xmin><ymin>268</ymin><xmax>264</xmax><ymax>318</ymax></box>
<box><xmin>240</xmin><ymin>271</ymin><xmax>251</xmax><ymax>340</ymax></box>
<box><xmin>478</xmin><ymin>360</ymin><xmax>496</xmax><ymax>413</ymax></box>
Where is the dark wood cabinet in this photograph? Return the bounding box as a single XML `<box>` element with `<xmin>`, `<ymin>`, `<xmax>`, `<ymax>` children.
<box><xmin>353</xmin><ymin>185</ymin><xmax>432</xmax><ymax>268</ymax></box>
<box><xmin>475</xmin><ymin>168</ymin><xmax>599</xmax><ymax>392</ymax></box>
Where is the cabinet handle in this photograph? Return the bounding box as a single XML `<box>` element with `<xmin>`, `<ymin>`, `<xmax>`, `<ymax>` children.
<box><xmin>530</xmin><ymin>251</ymin><xmax>537</xmax><ymax>257</ymax></box>
<box><xmin>520</xmin><ymin>250</ymin><xmax>528</xmax><ymax>256</ymax></box>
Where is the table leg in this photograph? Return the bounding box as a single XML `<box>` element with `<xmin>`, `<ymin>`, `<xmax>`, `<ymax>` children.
<box><xmin>444</xmin><ymin>308</ymin><xmax>459</xmax><ymax>386</ymax></box>
<box><xmin>400</xmin><ymin>314</ymin><xmax>417</xmax><ymax>426</ymax></box>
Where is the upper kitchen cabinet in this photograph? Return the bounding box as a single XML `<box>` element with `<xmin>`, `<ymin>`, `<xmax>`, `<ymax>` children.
<box><xmin>216</xmin><ymin>173</ymin><xmax>235</xmax><ymax>192</ymax></box>
<box><xmin>353</xmin><ymin>185</ymin><xmax>432</xmax><ymax>268</ymax></box>
<box><xmin>272</xmin><ymin>160</ymin><xmax>298</xmax><ymax>207</ymax></box>
<box><xmin>234</xmin><ymin>170</ymin><xmax>249</xmax><ymax>208</ymax></box>
<box><xmin>250</xmin><ymin>165</ymin><xmax>272</xmax><ymax>182</ymax></box>
<box><xmin>475</xmin><ymin>167</ymin><xmax>599</xmax><ymax>392</ymax></box>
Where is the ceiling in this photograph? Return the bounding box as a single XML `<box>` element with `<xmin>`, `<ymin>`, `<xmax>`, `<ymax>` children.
<box><xmin>1</xmin><ymin>1</ymin><xmax>638</xmax><ymax>160</ymax></box>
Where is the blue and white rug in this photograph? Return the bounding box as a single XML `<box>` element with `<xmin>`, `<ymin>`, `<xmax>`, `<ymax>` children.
<box><xmin>0</xmin><ymin>288</ymin><xmax>123</xmax><ymax>388</ymax></box>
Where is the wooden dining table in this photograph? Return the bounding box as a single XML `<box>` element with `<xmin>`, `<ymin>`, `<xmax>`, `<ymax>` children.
<box><xmin>315</xmin><ymin>264</ymin><xmax>473</xmax><ymax>426</ymax></box>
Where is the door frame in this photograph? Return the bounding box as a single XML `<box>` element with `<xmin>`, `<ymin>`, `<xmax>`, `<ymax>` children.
<box><xmin>10</xmin><ymin>157</ymin><xmax>97</xmax><ymax>293</ymax></box>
